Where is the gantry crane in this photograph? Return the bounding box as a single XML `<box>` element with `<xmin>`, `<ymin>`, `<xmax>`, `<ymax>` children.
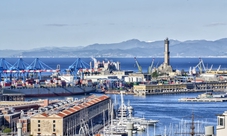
<box><xmin>67</xmin><ymin>58</ymin><xmax>89</xmax><ymax>78</ymax></box>
<box><xmin>0</xmin><ymin>58</ymin><xmax>58</xmax><ymax>81</ymax></box>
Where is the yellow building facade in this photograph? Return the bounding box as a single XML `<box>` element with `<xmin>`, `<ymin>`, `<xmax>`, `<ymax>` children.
<box><xmin>30</xmin><ymin>95</ymin><xmax>110</xmax><ymax>136</ymax></box>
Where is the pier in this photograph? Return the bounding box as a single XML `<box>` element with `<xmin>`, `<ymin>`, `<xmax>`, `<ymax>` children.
<box><xmin>133</xmin><ymin>81</ymin><xmax>227</xmax><ymax>96</ymax></box>
<box><xmin>178</xmin><ymin>98</ymin><xmax>227</xmax><ymax>102</ymax></box>
<box><xmin>133</xmin><ymin>83</ymin><xmax>193</xmax><ymax>95</ymax></box>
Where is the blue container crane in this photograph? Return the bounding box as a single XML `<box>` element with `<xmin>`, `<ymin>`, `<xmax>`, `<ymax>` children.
<box><xmin>12</xmin><ymin>58</ymin><xmax>30</xmax><ymax>81</ymax></box>
<box><xmin>26</xmin><ymin>58</ymin><xmax>54</xmax><ymax>80</ymax></box>
<box><xmin>0</xmin><ymin>58</ymin><xmax>15</xmax><ymax>81</ymax></box>
<box><xmin>66</xmin><ymin>58</ymin><xmax>89</xmax><ymax>78</ymax></box>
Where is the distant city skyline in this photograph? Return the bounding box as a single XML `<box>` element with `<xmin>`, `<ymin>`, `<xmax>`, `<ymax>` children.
<box><xmin>0</xmin><ymin>0</ymin><xmax>227</xmax><ymax>50</ymax></box>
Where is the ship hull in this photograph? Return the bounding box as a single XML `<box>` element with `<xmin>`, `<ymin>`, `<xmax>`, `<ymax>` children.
<box><xmin>3</xmin><ymin>86</ymin><xmax>96</xmax><ymax>97</ymax></box>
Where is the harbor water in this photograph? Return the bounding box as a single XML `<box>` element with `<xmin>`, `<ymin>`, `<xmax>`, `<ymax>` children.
<box><xmin>26</xmin><ymin>92</ymin><xmax>226</xmax><ymax>136</ymax></box>
<box><xmin>110</xmin><ymin>92</ymin><xmax>225</xmax><ymax>136</ymax></box>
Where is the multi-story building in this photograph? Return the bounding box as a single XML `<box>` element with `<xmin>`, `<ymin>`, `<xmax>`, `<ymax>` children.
<box><xmin>30</xmin><ymin>95</ymin><xmax>111</xmax><ymax>136</ymax></box>
<box><xmin>0</xmin><ymin>108</ymin><xmax>21</xmax><ymax>132</ymax></box>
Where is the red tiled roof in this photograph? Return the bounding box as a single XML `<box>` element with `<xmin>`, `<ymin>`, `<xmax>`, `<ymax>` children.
<box><xmin>62</xmin><ymin>110</ymin><xmax>71</xmax><ymax>115</ymax></box>
<box><xmin>68</xmin><ymin>108</ymin><xmax>77</xmax><ymax>113</ymax></box>
<box><xmin>57</xmin><ymin>112</ymin><xmax>66</xmax><ymax>117</ymax></box>
<box><xmin>99</xmin><ymin>95</ymin><xmax>108</xmax><ymax>100</ymax></box>
<box><xmin>87</xmin><ymin>101</ymin><xmax>95</xmax><ymax>105</ymax></box>
<box><xmin>83</xmin><ymin>102</ymin><xmax>92</xmax><ymax>106</ymax></box>
<box><xmin>38</xmin><ymin>95</ymin><xmax>110</xmax><ymax>118</ymax></box>
<box><xmin>94</xmin><ymin>98</ymin><xmax>101</xmax><ymax>102</ymax></box>
<box><xmin>41</xmin><ymin>113</ymin><xmax>48</xmax><ymax>117</ymax></box>
<box><xmin>73</xmin><ymin>106</ymin><xmax>82</xmax><ymax>110</ymax></box>
<box><xmin>78</xmin><ymin>104</ymin><xmax>86</xmax><ymax>108</ymax></box>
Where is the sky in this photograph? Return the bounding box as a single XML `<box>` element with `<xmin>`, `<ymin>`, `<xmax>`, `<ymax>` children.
<box><xmin>0</xmin><ymin>0</ymin><xmax>227</xmax><ymax>50</ymax></box>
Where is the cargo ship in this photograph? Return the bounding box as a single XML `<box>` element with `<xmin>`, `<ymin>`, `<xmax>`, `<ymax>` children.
<box><xmin>0</xmin><ymin>74</ymin><xmax>96</xmax><ymax>97</ymax></box>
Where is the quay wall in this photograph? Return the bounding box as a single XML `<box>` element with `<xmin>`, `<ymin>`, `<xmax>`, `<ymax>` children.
<box><xmin>133</xmin><ymin>82</ymin><xmax>227</xmax><ymax>96</ymax></box>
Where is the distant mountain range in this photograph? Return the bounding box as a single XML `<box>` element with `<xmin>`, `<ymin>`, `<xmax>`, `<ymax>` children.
<box><xmin>1</xmin><ymin>38</ymin><xmax>227</xmax><ymax>58</ymax></box>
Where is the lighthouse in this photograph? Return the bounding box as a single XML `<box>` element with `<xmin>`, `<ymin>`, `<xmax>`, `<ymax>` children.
<box><xmin>157</xmin><ymin>37</ymin><xmax>173</xmax><ymax>73</ymax></box>
<box><xmin>164</xmin><ymin>38</ymin><xmax>170</xmax><ymax>68</ymax></box>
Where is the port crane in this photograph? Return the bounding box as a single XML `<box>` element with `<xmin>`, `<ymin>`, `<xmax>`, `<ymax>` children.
<box><xmin>0</xmin><ymin>58</ymin><xmax>59</xmax><ymax>81</ymax></box>
<box><xmin>134</xmin><ymin>57</ymin><xmax>142</xmax><ymax>73</ymax></box>
<box><xmin>12</xmin><ymin>58</ymin><xmax>29</xmax><ymax>80</ymax></box>
<box><xmin>208</xmin><ymin>64</ymin><xmax>213</xmax><ymax>72</ymax></box>
<box><xmin>0</xmin><ymin>58</ymin><xmax>15</xmax><ymax>81</ymax></box>
<box><xmin>26</xmin><ymin>58</ymin><xmax>58</xmax><ymax>80</ymax></box>
<box><xmin>192</xmin><ymin>58</ymin><xmax>206</xmax><ymax>74</ymax></box>
<box><xmin>67</xmin><ymin>58</ymin><xmax>89</xmax><ymax>77</ymax></box>
<box><xmin>148</xmin><ymin>58</ymin><xmax>155</xmax><ymax>74</ymax></box>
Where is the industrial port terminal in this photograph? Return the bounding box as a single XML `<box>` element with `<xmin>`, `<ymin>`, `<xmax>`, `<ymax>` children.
<box><xmin>1</xmin><ymin>38</ymin><xmax>227</xmax><ymax>135</ymax></box>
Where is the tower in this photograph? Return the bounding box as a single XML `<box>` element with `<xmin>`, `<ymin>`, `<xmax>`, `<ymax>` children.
<box><xmin>157</xmin><ymin>37</ymin><xmax>172</xmax><ymax>74</ymax></box>
<box><xmin>164</xmin><ymin>38</ymin><xmax>170</xmax><ymax>68</ymax></box>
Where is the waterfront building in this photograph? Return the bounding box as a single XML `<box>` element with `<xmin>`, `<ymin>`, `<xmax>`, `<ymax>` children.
<box><xmin>30</xmin><ymin>95</ymin><xmax>111</xmax><ymax>136</ymax></box>
<box><xmin>133</xmin><ymin>83</ymin><xmax>193</xmax><ymax>95</ymax></box>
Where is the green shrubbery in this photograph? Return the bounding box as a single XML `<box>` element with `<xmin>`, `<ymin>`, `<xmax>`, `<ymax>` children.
<box><xmin>3</xmin><ymin>127</ymin><xmax>11</xmax><ymax>133</ymax></box>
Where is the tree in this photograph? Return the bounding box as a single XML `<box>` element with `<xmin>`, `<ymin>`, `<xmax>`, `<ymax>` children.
<box><xmin>152</xmin><ymin>71</ymin><xmax>159</xmax><ymax>78</ymax></box>
<box><xmin>3</xmin><ymin>127</ymin><xmax>11</xmax><ymax>133</ymax></box>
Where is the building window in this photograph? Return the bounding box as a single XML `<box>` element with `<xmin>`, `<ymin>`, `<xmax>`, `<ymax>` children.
<box><xmin>53</xmin><ymin>124</ymin><xmax>55</xmax><ymax>127</ymax></box>
<box><xmin>38</xmin><ymin>120</ymin><xmax>40</xmax><ymax>123</ymax></box>
<box><xmin>218</xmin><ymin>117</ymin><xmax>225</xmax><ymax>126</ymax></box>
<box><xmin>53</xmin><ymin>128</ymin><xmax>55</xmax><ymax>132</ymax></box>
<box><xmin>38</xmin><ymin>128</ymin><xmax>40</xmax><ymax>132</ymax></box>
<box><xmin>53</xmin><ymin>120</ymin><xmax>55</xmax><ymax>123</ymax></box>
<box><xmin>38</xmin><ymin>124</ymin><xmax>40</xmax><ymax>127</ymax></box>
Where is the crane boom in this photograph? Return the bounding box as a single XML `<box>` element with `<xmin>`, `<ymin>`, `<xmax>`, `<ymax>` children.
<box><xmin>208</xmin><ymin>64</ymin><xmax>213</xmax><ymax>72</ymax></box>
<box><xmin>194</xmin><ymin>58</ymin><xmax>206</xmax><ymax>74</ymax></box>
<box><xmin>134</xmin><ymin>57</ymin><xmax>142</xmax><ymax>73</ymax></box>
<box><xmin>148</xmin><ymin>58</ymin><xmax>155</xmax><ymax>74</ymax></box>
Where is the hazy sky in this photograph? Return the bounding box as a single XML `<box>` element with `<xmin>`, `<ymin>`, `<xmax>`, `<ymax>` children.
<box><xmin>0</xmin><ymin>0</ymin><xmax>227</xmax><ymax>50</ymax></box>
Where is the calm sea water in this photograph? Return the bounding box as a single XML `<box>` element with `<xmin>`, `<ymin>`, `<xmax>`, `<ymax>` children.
<box><xmin>3</xmin><ymin>57</ymin><xmax>227</xmax><ymax>135</ymax></box>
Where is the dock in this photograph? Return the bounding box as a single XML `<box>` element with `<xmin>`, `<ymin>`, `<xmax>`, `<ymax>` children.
<box><xmin>178</xmin><ymin>98</ymin><xmax>227</xmax><ymax>102</ymax></box>
<box><xmin>133</xmin><ymin>81</ymin><xmax>227</xmax><ymax>96</ymax></box>
<box><xmin>104</xmin><ymin>90</ymin><xmax>135</xmax><ymax>95</ymax></box>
